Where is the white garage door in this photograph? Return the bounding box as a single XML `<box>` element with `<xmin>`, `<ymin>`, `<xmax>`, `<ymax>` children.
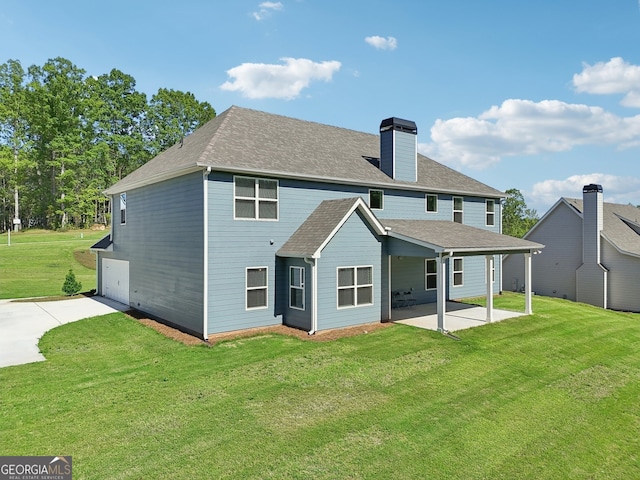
<box><xmin>102</xmin><ymin>258</ymin><xmax>130</xmax><ymax>305</ymax></box>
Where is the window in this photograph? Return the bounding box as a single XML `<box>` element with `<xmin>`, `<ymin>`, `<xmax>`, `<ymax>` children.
<box><xmin>234</xmin><ymin>176</ymin><xmax>278</xmax><ymax>220</ymax></box>
<box><xmin>337</xmin><ymin>266</ymin><xmax>373</xmax><ymax>308</ymax></box>
<box><xmin>246</xmin><ymin>267</ymin><xmax>268</xmax><ymax>309</ymax></box>
<box><xmin>290</xmin><ymin>266</ymin><xmax>305</xmax><ymax>310</ymax></box>
<box><xmin>426</xmin><ymin>194</ymin><xmax>438</xmax><ymax>213</ymax></box>
<box><xmin>425</xmin><ymin>259</ymin><xmax>437</xmax><ymax>290</ymax></box>
<box><xmin>119</xmin><ymin>193</ymin><xmax>126</xmax><ymax>224</ymax></box>
<box><xmin>452</xmin><ymin>258</ymin><xmax>463</xmax><ymax>287</ymax></box>
<box><xmin>486</xmin><ymin>199</ymin><xmax>495</xmax><ymax>226</ymax></box>
<box><xmin>369</xmin><ymin>189</ymin><xmax>383</xmax><ymax>210</ymax></box>
<box><xmin>453</xmin><ymin>196</ymin><xmax>463</xmax><ymax>223</ymax></box>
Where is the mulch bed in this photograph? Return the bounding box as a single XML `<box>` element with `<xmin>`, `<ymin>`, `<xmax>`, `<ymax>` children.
<box><xmin>126</xmin><ymin>310</ymin><xmax>394</xmax><ymax>346</ymax></box>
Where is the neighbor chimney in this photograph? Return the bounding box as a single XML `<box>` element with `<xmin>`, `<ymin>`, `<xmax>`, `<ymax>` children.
<box><xmin>379</xmin><ymin>117</ymin><xmax>417</xmax><ymax>182</ymax></box>
<box><xmin>582</xmin><ymin>183</ymin><xmax>603</xmax><ymax>266</ymax></box>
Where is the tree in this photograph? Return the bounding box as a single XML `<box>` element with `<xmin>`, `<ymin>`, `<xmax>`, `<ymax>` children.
<box><xmin>0</xmin><ymin>59</ymin><xmax>30</xmax><ymax>231</ymax></box>
<box><xmin>146</xmin><ymin>88</ymin><xmax>216</xmax><ymax>155</ymax></box>
<box><xmin>62</xmin><ymin>268</ymin><xmax>82</xmax><ymax>296</ymax></box>
<box><xmin>502</xmin><ymin>188</ymin><xmax>539</xmax><ymax>238</ymax></box>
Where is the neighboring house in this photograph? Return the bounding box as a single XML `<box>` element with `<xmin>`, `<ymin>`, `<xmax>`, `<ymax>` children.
<box><xmin>92</xmin><ymin>106</ymin><xmax>542</xmax><ymax>339</ymax></box>
<box><xmin>502</xmin><ymin>184</ymin><xmax>640</xmax><ymax>312</ymax></box>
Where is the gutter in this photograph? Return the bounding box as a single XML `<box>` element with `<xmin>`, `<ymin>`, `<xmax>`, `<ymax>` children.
<box><xmin>304</xmin><ymin>257</ymin><xmax>318</xmax><ymax>335</ymax></box>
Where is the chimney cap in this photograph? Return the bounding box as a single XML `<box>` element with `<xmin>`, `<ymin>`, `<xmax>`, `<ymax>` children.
<box><xmin>583</xmin><ymin>184</ymin><xmax>603</xmax><ymax>193</ymax></box>
<box><xmin>380</xmin><ymin>117</ymin><xmax>417</xmax><ymax>134</ymax></box>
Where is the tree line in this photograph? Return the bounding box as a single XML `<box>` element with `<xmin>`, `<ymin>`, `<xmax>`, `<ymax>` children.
<box><xmin>0</xmin><ymin>57</ymin><xmax>216</xmax><ymax>231</ymax></box>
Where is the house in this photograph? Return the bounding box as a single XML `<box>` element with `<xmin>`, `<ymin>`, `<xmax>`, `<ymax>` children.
<box><xmin>502</xmin><ymin>184</ymin><xmax>640</xmax><ymax>312</ymax></box>
<box><xmin>92</xmin><ymin>106</ymin><xmax>542</xmax><ymax>339</ymax></box>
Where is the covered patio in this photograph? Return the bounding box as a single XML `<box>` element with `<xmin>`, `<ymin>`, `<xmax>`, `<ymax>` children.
<box><xmin>383</xmin><ymin>219</ymin><xmax>544</xmax><ymax>333</ymax></box>
<box><xmin>392</xmin><ymin>301</ymin><xmax>527</xmax><ymax>332</ymax></box>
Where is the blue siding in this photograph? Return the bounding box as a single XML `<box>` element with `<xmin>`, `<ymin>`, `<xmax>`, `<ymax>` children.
<box><xmin>110</xmin><ymin>172</ymin><xmax>204</xmax><ymax>335</ymax></box>
<box><xmin>316</xmin><ymin>211</ymin><xmax>382</xmax><ymax>330</ymax></box>
<box><xmin>380</xmin><ymin>130</ymin><xmax>416</xmax><ymax>182</ymax></box>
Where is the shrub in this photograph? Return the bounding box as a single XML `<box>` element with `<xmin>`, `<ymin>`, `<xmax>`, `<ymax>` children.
<box><xmin>62</xmin><ymin>269</ymin><xmax>82</xmax><ymax>296</ymax></box>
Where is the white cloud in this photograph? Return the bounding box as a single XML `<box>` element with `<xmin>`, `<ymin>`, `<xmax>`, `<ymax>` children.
<box><xmin>252</xmin><ymin>1</ymin><xmax>284</xmax><ymax>21</ymax></box>
<box><xmin>364</xmin><ymin>36</ymin><xmax>398</xmax><ymax>50</ymax></box>
<box><xmin>419</xmin><ymin>99</ymin><xmax>640</xmax><ymax>170</ymax></box>
<box><xmin>531</xmin><ymin>174</ymin><xmax>640</xmax><ymax>209</ymax></box>
<box><xmin>220</xmin><ymin>57</ymin><xmax>341</xmax><ymax>99</ymax></box>
<box><xmin>573</xmin><ymin>57</ymin><xmax>640</xmax><ymax>107</ymax></box>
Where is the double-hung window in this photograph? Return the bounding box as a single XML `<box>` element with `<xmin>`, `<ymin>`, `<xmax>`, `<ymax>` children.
<box><xmin>486</xmin><ymin>199</ymin><xmax>495</xmax><ymax>226</ymax></box>
<box><xmin>246</xmin><ymin>267</ymin><xmax>268</xmax><ymax>309</ymax></box>
<box><xmin>234</xmin><ymin>176</ymin><xmax>278</xmax><ymax>220</ymax></box>
<box><xmin>426</xmin><ymin>194</ymin><xmax>438</xmax><ymax>213</ymax></box>
<box><xmin>453</xmin><ymin>197</ymin><xmax>463</xmax><ymax>223</ymax></box>
<box><xmin>337</xmin><ymin>266</ymin><xmax>373</xmax><ymax>308</ymax></box>
<box><xmin>290</xmin><ymin>266</ymin><xmax>305</xmax><ymax>310</ymax></box>
<box><xmin>120</xmin><ymin>192</ymin><xmax>126</xmax><ymax>225</ymax></box>
<box><xmin>452</xmin><ymin>258</ymin><xmax>463</xmax><ymax>287</ymax></box>
<box><xmin>425</xmin><ymin>259</ymin><xmax>437</xmax><ymax>290</ymax></box>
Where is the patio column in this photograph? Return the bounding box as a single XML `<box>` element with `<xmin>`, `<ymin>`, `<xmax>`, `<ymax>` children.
<box><xmin>486</xmin><ymin>255</ymin><xmax>494</xmax><ymax>322</ymax></box>
<box><xmin>524</xmin><ymin>252</ymin><xmax>532</xmax><ymax>315</ymax></box>
<box><xmin>437</xmin><ymin>253</ymin><xmax>447</xmax><ymax>332</ymax></box>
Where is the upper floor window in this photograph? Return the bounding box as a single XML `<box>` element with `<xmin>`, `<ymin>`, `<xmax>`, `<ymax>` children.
<box><xmin>234</xmin><ymin>176</ymin><xmax>278</xmax><ymax>220</ymax></box>
<box><xmin>337</xmin><ymin>266</ymin><xmax>373</xmax><ymax>308</ymax></box>
<box><xmin>426</xmin><ymin>194</ymin><xmax>438</xmax><ymax>213</ymax></box>
<box><xmin>120</xmin><ymin>193</ymin><xmax>126</xmax><ymax>225</ymax></box>
<box><xmin>290</xmin><ymin>266</ymin><xmax>305</xmax><ymax>310</ymax></box>
<box><xmin>486</xmin><ymin>199</ymin><xmax>495</xmax><ymax>226</ymax></box>
<box><xmin>453</xmin><ymin>197</ymin><xmax>463</xmax><ymax>224</ymax></box>
<box><xmin>369</xmin><ymin>189</ymin><xmax>384</xmax><ymax>210</ymax></box>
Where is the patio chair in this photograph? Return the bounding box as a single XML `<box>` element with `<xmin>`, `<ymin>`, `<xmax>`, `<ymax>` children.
<box><xmin>402</xmin><ymin>289</ymin><xmax>417</xmax><ymax>308</ymax></box>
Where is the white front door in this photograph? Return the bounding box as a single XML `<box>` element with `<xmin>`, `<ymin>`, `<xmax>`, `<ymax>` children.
<box><xmin>102</xmin><ymin>258</ymin><xmax>130</xmax><ymax>305</ymax></box>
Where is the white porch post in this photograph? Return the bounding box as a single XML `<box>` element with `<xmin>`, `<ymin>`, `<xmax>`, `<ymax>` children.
<box><xmin>524</xmin><ymin>252</ymin><xmax>532</xmax><ymax>315</ymax></box>
<box><xmin>486</xmin><ymin>255</ymin><xmax>494</xmax><ymax>322</ymax></box>
<box><xmin>437</xmin><ymin>253</ymin><xmax>447</xmax><ymax>332</ymax></box>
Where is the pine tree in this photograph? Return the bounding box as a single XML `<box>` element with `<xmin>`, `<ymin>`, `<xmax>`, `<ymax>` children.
<box><xmin>62</xmin><ymin>268</ymin><xmax>82</xmax><ymax>296</ymax></box>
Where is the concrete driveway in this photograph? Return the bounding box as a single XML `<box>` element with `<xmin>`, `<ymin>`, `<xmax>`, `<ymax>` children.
<box><xmin>0</xmin><ymin>296</ymin><xmax>129</xmax><ymax>368</ymax></box>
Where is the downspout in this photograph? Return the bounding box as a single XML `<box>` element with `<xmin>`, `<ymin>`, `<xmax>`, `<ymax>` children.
<box><xmin>304</xmin><ymin>257</ymin><xmax>317</xmax><ymax>335</ymax></box>
<box><xmin>202</xmin><ymin>166</ymin><xmax>211</xmax><ymax>340</ymax></box>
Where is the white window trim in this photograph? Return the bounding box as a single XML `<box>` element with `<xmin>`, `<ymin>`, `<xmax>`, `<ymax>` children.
<box><xmin>337</xmin><ymin>265</ymin><xmax>374</xmax><ymax>309</ymax></box>
<box><xmin>246</xmin><ymin>266</ymin><xmax>268</xmax><ymax>310</ymax></box>
<box><xmin>120</xmin><ymin>192</ymin><xmax>126</xmax><ymax>225</ymax></box>
<box><xmin>234</xmin><ymin>176</ymin><xmax>279</xmax><ymax>221</ymax></box>
<box><xmin>425</xmin><ymin>194</ymin><xmax>438</xmax><ymax>213</ymax></box>
<box><xmin>425</xmin><ymin>259</ymin><xmax>437</xmax><ymax>290</ymax></box>
<box><xmin>486</xmin><ymin>199</ymin><xmax>495</xmax><ymax>227</ymax></box>
<box><xmin>452</xmin><ymin>257</ymin><xmax>464</xmax><ymax>287</ymax></box>
<box><xmin>453</xmin><ymin>196</ymin><xmax>463</xmax><ymax>223</ymax></box>
<box><xmin>289</xmin><ymin>266</ymin><xmax>305</xmax><ymax>311</ymax></box>
<box><xmin>368</xmin><ymin>189</ymin><xmax>384</xmax><ymax>210</ymax></box>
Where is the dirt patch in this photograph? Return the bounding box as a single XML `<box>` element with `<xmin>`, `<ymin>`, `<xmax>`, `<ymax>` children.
<box><xmin>73</xmin><ymin>249</ymin><xmax>96</xmax><ymax>269</ymax></box>
<box><xmin>127</xmin><ymin>310</ymin><xmax>394</xmax><ymax>346</ymax></box>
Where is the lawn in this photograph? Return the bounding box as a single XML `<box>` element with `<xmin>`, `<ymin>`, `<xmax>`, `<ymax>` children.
<box><xmin>1</xmin><ymin>294</ymin><xmax>639</xmax><ymax>479</ymax></box>
<box><xmin>0</xmin><ymin>229</ymin><xmax>107</xmax><ymax>298</ymax></box>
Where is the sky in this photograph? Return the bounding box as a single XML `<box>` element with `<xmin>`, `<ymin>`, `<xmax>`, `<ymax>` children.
<box><xmin>1</xmin><ymin>0</ymin><xmax>640</xmax><ymax>213</ymax></box>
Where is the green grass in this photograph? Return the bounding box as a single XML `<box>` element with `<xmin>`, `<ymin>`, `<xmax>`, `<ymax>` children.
<box><xmin>0</xmin><ymin>229</ymin><xmax>107</xmax><ymax>298</ymax></box>
<box><xmin>1</xmin><ymin>294</ymin><xmax>639</xmax><ymax>479</ymax></box>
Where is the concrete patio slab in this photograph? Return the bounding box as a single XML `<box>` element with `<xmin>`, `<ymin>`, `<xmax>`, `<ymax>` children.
<box><xmin>0</xmin><ymin>296</ymin><xmax>129</xmax><ymax>368</ymax></box>
<box><xmin>393</xmin><ymin>301</ymin><xmax>527</xmax><ymax>332</ymax></box>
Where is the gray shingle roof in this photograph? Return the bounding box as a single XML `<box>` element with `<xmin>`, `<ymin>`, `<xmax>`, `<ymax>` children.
<box><xmin>277</xmin><ymin>197</ymin><xmax>384</xmax><ymax>258</ymax></box>
<box><xmin>383</xmin><ymin>219</ymin><xmax>544</xmax><ymax>254</ymax></box>
<box><xmin>564</xmin><ymin>198</ymin><xmax>640</xmax><ymax>257</ymax></box>
<box><xmin>105</xmin><ymin>106</ymin><xmax>504</xmax><ymax>197</ymax></box>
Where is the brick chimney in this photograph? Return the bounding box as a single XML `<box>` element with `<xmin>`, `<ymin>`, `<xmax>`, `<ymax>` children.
<box><xmin>379</xmin><ymin>117</ymin><xmax>417</xmax><ymax>182</ymax></box>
